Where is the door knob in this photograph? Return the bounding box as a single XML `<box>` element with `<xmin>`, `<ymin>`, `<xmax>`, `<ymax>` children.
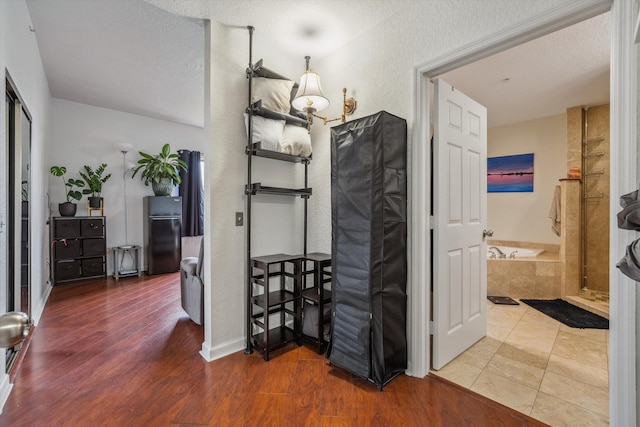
<box><xmin>482</xmin><ymin>229</ymin><xmax>493</xmax><ymax>238</ymax></box>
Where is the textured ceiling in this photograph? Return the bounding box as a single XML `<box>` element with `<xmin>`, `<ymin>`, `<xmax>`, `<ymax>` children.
<box><xmin>25</xmin><ymin>0</ymin><xmax>609</xmax><ymax>129</ymax></box>
<box><xmin>440</xmin><ymin>12</ymin><xmax>610</xmax><ymax>128</ymax></box>
<box><xmin>147</xmin><ymin>0</ymin><xmax>414</xmax><ymax>58</ymax></box>
<box><xmin>26</xmin><ymin>0</ymin><xmax>205</xmax><ymax>127</ymax></box>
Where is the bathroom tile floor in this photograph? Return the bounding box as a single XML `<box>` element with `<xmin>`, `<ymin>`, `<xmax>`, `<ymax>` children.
<box><xmin>431</xmin><ymin>300</ymin><xmax>609</xmax><ymax>427</ymax></box>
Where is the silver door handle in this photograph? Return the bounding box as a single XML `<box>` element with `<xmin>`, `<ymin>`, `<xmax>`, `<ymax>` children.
<box><xmin>482</xmin><ymin>229</ymin><xmax>493</xmax><ymax>238</ymax></box>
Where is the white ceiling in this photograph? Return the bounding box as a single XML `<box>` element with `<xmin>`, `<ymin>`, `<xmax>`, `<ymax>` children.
<box><xmin>26</xmin><ymin>0</ymin><xmax>205</xmax><ymax>127</ymax></box>
<box><xmin>25</xmin><ymin>0</ymin><xmax>610</xmax><ymax>129</ymax></box>
<box><xmin>440</xmin><ymin>12</ymin><xmax>610</xmax><ymax>128</ymax></box>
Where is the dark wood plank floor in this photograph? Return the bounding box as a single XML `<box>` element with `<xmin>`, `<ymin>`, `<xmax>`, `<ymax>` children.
<box><xmin>0</xmin><ymin>274</ymin><xmax>548</xmax><ymax>426</ymax></box>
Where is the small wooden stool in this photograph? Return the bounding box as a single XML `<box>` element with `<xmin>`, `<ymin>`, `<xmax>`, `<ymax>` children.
<box><xmin>87</xmin><ymin>199</ymin><xmax>104</xmax><ymax>216</ymax></box>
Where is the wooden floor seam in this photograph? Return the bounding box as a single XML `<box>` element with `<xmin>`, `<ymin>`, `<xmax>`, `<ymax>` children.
<box><xmin>0</xmin><ymin>274</ymin><xmax>548</xmax><ymax>426</ymax></box>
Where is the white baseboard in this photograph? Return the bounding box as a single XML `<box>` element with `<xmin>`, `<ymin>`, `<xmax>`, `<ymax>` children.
<box><xmin>31</xmin><ymin>281</ymin><xmax>53</xmax><ymax>326</ymax></box>
<box><xmin>0</xmin><ymin>374</ymin><xmax>13</xmax><ymax>414</ymax></box>
<box><xmin>199</xmin><ymin>336</ymin><xmax>244</xmax><ymax>362</ymax></box>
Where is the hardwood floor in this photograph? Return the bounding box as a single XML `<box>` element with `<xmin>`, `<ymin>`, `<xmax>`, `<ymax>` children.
<box><xmin>0</xmin><ymin>274</ymin><xmax>547</xmax><ymax>426</ymax></box>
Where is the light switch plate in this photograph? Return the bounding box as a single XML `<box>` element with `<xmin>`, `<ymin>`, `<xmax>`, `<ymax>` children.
<box><xmin>235</xmin><ymin>212</ymin><xmax>243</xmax><ymax>226</ymax></box>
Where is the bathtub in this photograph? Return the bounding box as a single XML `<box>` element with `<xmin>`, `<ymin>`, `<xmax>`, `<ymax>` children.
<box><xmin>487</xmin><ymin>241</ymin><xmax>560</xmax><ymax>299</ymax></box>
<box><xmin>487</xmin><ymin>245</ymin><xmax>544</xmax><ymax>259</ymax></box>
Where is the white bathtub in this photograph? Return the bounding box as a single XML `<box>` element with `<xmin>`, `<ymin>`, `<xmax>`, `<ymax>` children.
<box><xmin>487</xmin><ymin>245</ymin><xmax>544</xmax><ymax>259</ymax></box>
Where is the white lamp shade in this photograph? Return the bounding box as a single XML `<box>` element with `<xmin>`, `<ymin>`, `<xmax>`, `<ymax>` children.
<box><xmin>115</xmin><ymin>142</ymin><xmax>134</xmax><ymax>153</ymax></box>
<box><xmin>292</xmin><ymin>70</ymin><xmax>330</xmax><ymax>113</ymax></box>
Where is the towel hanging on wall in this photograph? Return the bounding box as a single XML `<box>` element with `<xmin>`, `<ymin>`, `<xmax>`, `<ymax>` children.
<box><xmin>548</xmin><ymin>185</ymin><xmax>561</xmax><ymax>236</ymax></box>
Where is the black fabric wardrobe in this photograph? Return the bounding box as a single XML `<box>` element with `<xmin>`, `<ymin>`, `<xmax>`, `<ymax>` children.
<box><xmin>328</xmin><ymin>111</ymin><xmax>408</xmax><ymax>388</ymax></box>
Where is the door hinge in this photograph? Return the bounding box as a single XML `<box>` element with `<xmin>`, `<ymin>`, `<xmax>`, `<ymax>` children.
<box><xmin>429</xmin><ymin>215</ymin><xmax>435</xmax><ymax>230</ymax></box>
<box><xmin>429</xmin><ymin>321</ymin><xmax>434</xmax><ymax>335</ymax></box>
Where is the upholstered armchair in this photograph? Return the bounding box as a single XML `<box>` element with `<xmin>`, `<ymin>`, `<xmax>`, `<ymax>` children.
<box><xmin>180</xmin><ymin>238</ymin><xmax>204</xmax><ymax>325</ymax></box>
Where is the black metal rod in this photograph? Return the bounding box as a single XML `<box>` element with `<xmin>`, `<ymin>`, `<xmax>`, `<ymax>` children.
<box><xmin>245</xmin><ymin>25</ymin><xmax>254</xmax><ymax>355</ymax></box>
<box><xmin>304</xmin><ymin>162</ymin><xmax>308</xmax><ymax>255</ymax></box>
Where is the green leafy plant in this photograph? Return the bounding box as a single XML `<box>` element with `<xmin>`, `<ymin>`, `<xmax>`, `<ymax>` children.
<box><xmin>131</xmin><ymin>143</ymin><xmax>187</xmax><ymax>187</ymax></box>
<box><xmin>80</xmin><ymin>163</ymin><xmax>112</xmax><ymax>197</ymax></box>
<box><xmin>50</xmin><ymin>165</ymin><xmax>85</xmax><ymax>202</ymax></box>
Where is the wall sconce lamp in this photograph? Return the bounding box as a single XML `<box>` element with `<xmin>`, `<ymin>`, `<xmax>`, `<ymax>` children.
<box><xmin>291</xmin><ymin>56</ymin><xmax>357</xmax><ymax>130</ymax></box>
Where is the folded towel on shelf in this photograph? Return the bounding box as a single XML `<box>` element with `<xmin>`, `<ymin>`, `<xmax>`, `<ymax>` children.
<box><xmin>548</xmin><ymin>185</ymin><xmax>561</xmax><ymax>236</ymax></box>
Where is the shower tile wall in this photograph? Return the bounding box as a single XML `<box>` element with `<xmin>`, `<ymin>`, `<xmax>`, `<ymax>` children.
<box><xmin>488</xmin><ymin>258</ymin><xmax>562</xmax><ymax>299</ymax></box>
<box><xmin>566</xmin><ymin>105</ymin><xmax>610</xmax><ymax>293</ymax></box>
<box><xmin>487</xmin><ymin>241</ymin><xmax>561</xmax><ymax>299</ymax></box>
<box><xmin>560</xmin><ymin>179</ymin><xmax>581</xmax><ymax>297</ymax></box>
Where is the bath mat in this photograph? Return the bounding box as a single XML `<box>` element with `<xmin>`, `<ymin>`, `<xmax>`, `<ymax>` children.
<box><xmin>487</xmin><ymin>296</ymin><xmax>520</xmax><ymax>305</ymax></box>
<box><xmin>520</xmin><ymin>298</ymin><xmax>608</xmax><ymax>329</ymax></box>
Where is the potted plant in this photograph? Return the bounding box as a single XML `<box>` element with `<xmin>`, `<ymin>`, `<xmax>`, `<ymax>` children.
<box><xmin>80</xmin><ymin>163</ymin><xmax>112</xmax><ymax>208</ymax></box>
<box><xmin>50</xmin><ymin>165</ymin><xmax>85</xmax><ymax>216</ymax></box>
<box><xmin>132</xmin><ymin>143</ymin><xmax>187</xmax><ymax>196</ymax></box>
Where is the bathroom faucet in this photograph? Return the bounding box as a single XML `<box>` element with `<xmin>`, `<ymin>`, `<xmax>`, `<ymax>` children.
<box><xmin>508</xmin><ymin>250</ymin><xmax>518</xmax><ymax>259</ymax></box>
<box><xmin>489</xmin><ymin>246</ymin><xmax>506</xmax><ymax>259</ymax></box>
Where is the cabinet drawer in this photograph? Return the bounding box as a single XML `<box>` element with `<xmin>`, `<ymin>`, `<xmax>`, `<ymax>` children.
<box><xmin>54</xmin><ymin>219</ymin><xmax>80</xmax><ymax>238</ymax></box>
<box><xmin>82</xmin><ymin>258</ymin><xmax>105</xmax><ymax>277</ymax></box>
<box><xmin>55</xmin><ymin>260</ymin><xmax>81</xmax><ymax>281</ymax></box>
<box><xmin>54</xmin><ymin>239</ymin><xmax>81</xmax><ymax>259</ymax></box>
<box><xmin>83</xmin><ymin>238</ymin><xmax>105</xmax><ymax>257</ymax></box>
<box><xmin>81</xmin><ymin>219</ymin><xmax>104</xmax><ymax>237</ymax></box>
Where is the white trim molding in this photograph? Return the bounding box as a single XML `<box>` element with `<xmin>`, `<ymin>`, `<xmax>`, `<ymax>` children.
<box><xmin>0</xmin><ymin>374</ymin><xmax>12</xmax><ymax>415</ymax></box>
<box><xmin>30</xmin><ymin>281</ymin><xmax>52</xmax><ymax>326</ymax></box>
<box><xmin>200</xmin><ymin>337</ymin><xmax>244</xmax><ymax>362</ymax></box>
<box><xmin>609</xmin><ymin>0</ymin><xmax>638</xmax><ymax>425</ymax></box>
<box><xmin>634</xmin><ymin>3</ymin><xmax>640</xmax><ymax>44</ymax></box>
<box><xmin>406</xmin><ymin>66</ymin><xmax>430</xmax><ymax>378</ymax></box>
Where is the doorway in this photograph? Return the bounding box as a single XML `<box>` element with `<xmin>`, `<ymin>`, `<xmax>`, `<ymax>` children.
<box><xmin>409</xmin><ymin>0</ymin><xmax>637</xmax><ymax>424</ymax></box>
<box><xmin>5</xmin><ymin>75</ymin><xmax>31</xmax><ymax>372</ymax></box>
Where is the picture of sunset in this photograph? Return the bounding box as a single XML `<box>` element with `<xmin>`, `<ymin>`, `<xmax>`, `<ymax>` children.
<box><xmin>487</xmin><ymin>153</ymin><xmax>534</xmax><ymax>193</ymax></box>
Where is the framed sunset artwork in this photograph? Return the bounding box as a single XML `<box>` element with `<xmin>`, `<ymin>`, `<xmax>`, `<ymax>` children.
<box><xmin>487</xmin><ymin>153</ymin><xmax>534</xmax><ymax>193</ymax></box>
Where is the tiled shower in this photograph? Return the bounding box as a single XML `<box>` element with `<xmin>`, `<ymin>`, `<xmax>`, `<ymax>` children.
<box><xmin>563</xmin><ymin>104</ymin><xmax>610</xmax><ymax>316</ymax></box>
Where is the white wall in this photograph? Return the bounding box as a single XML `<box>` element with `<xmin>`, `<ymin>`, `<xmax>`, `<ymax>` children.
<box><xmin>49</xmin><ymin>99</ymin><xmax>205</xmax><ymax>272</ymax></box>
<box><xmin>0</xmin><ymin>0</ymin><xmax>52</xmax><ymax>410</ymax></box>
<box><xmin>201</xmin><ymin>20</ymin><xmax>309</xmax><ymax>359</ymax></box>
<box><xmin>195</xmin><ymin>0</ymin><xmax>575</xmax><ymax>359</ymax></box>
<box><xmin>487</xmin><ymin>114</ymin><xmax>567</xmax><ymax>244</ymax></box>
<box><xmin>306</xmin><ymin>0</ymin><xmax>574</xmax><ymax>254</ymax></box>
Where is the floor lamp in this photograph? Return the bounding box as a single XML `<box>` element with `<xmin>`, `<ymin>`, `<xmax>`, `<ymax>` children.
<box><xmin>115</xmin><ymin>142</ymin><xmax>134</xmax><ymax>245</ymax></box>
<box><xmin>114</xmin><ymin>142</ymin><xmax>137</xmax><ymax>275</ymax></box>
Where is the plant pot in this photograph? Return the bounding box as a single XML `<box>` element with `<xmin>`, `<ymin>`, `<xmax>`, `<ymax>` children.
<box><xmin>88</xmin><ymin>196</ymin><xmax>103</xmax><ymax>208</ymax></box>
<box><xmin>58</xmin><ymin>202</ymin><xmax>77</xmax><ymax>217</ymax></box>
<box><xmin>152</xmin><ymin>178</ymin><xmax>175</xmax><ymax>196</ymax></box>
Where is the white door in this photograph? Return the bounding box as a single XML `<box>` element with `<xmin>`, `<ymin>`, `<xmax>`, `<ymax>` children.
<box><xmin>432</xmin><ymin>79</ymin><xmax>488</xmax><ymax>370</ymax></box>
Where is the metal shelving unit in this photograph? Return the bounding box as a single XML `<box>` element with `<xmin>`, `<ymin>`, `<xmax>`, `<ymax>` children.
<box><xmin>244</xmin><ymin>26</ymin><xmax>311</xmax><ymax>360</ymax></box>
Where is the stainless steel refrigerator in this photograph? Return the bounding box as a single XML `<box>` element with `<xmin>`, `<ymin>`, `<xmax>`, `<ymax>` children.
<box><xmin>143</xmin><ymin>196</ymin><xmax>182</xmax><ymax>275</ymax></box>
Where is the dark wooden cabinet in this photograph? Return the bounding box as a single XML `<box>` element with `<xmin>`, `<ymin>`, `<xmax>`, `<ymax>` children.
<box><xmin>50</xmin><ymin>216</ymin><xmax>106</xmax><ymax>284</ymax></box>
<box><xmin>248</xmin><ymin>253</ymin><xmax>332</xmax><ymax>360</ymax></box>
<box><xmin>249</xmin><ymin>254</ymin><xmax>302</xmax><ymax>361</ymax></box>
<box><xmin>300</xmin><ymin>252</ymin><xmax>332</xmax><ymax>353</ymax></box>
